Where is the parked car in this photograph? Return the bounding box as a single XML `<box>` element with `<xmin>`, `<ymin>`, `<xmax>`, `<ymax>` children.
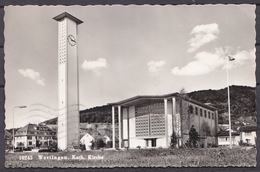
<box><xmin>14</xmin><ymin>148</ymin><xmax>23</xmax><ymax>152</ymax></box>
<box><xmin>38</xmin><ymin>148</ymin><xmax>57</xmax><ymax>152</ymax></box>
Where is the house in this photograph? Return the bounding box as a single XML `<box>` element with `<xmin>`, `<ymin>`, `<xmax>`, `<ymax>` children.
<box><xmin>15</xmin><ymin>124</ymin><xmax>38</xmax><ymax>150</ymax></box>
<box><xmin>80</xmin><ymin>133</ymin><xmax>94</xmax><ymax>150</ymax></box>
<box><xmin>218</xmin><ymin>124</ymin><xmax>234</xmax><ymax>132</ymax></box>
<box><xmin>217</xmin><ymin>131</ymin><xmax>240</xmax><ymax>146</ymax></box>
<box><xmin>5</xmin><ymin>130</ymin><xmax>13</xmax><ymax>149</ymax></box>
<box><xmin>14</xmin><ymin>123</ymin><xmax>56</xmax><ymax>150</ymax></box>
<box><xmin>108</xmin><ymin>93</ymin><xmax>218</xmax><ymax>149</ymax></box>
<box><xmin>240</xmin><ymin>125</ymin><xmax>257</xmax><ymax>146</ymax></box>
<box><xmin>36</xmin><ymin>123</ymin><xmax>57</xmax><ymax>147</ymax></box>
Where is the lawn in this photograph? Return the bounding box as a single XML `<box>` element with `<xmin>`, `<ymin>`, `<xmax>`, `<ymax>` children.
<box><xmin>5</xmin><ymin>147</ymin><xmax>256</xmax><ymax>168</ymax></box>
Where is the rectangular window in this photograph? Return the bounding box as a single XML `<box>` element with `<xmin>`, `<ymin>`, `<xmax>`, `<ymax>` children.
<box><xmin>204</xmin><ymin>110</ymin><xmax>207</xmax><ymax>118</ymax></box>
<box><xmin>29</xmin><ymin>141</ymin><xmax>32</xmax><ymax>145</ymax></box>
<box><xmin>27</xmin><ymin>136</ymin><xmax>32</xmax><ymax>139</ymax></box>
<box><xmin>208</xmin><ymin>111</ymin><xmax>210</xmax><ymax>119</ymax></box>
<box><xmin>189</xmin><ymin>105</ymin><xmax>193</xmax><ymax>114</ymax></box>
<box><xmin>195</xmin><ymin>107</ymin><xmax>198</xmax><ymax>115</ymax></box>
<box><xmin>200</xmin><ymin>109</ymin><xmax>202</xmax><ymax>117</ymax></box>
<box><xmin>212</xmin><ymin>113</ymin><xmax>214</xmax><ymax>120</ymax></box>
<box><xmin>245</xmin><ymin>132</ymin><xmax>252</xmax><ymax>136</ymax></box>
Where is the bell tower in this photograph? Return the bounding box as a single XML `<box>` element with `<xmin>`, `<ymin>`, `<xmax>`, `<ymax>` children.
<box><xmin>53</xmin><ymin>12</ymin><xmax>83</xmax><ymax>150</ymax></box>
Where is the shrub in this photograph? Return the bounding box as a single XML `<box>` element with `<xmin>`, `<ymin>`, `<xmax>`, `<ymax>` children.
<box><xmin>170</xmin><ymin>131</ymin><xmax>177</xmax><ymax>148</ymax></box>
<box><xmin>189</xmin><ymin>125</ymin><xmax>199</xmax><ymax>148</ymax></box>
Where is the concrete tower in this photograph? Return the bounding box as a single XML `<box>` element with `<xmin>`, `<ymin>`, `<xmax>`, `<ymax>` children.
<box><xmin>53</xmin><ymin>12</ymin><xmax>83</xmax><ymax>150</ymax></box>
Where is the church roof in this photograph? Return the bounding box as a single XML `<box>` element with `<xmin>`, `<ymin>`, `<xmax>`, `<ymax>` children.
<box><xmin>108</xmin><ymin>92</ymin><xmax>217</xmax><ymax>111</ymax></box>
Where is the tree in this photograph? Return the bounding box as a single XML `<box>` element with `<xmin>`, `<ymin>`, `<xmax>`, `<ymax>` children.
<box><xmin>170</xmin><ymin>131</ymin><xmax>178</xmax><ymax>148</ymax></box>
<box><xmin>200</xmin><ymin>121</ymin><xmax>211</xmax><ymax>137</ymax></box>
<box><xmin>189</xmin><ymin>125</ymin><xmax>199</xmax><ymax>148</ymax></box>
<box><xmin>96</xmin><ymin>138</ymin><xmax>106</xmax><ymax>149</ymax></box>
<box><xmin>91</xmin><ymin>138</ymin><xmax>106</xmax><ymax>150</ymax></box>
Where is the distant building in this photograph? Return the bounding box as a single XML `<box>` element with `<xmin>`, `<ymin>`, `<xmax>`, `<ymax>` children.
<box><xmin>240</xmin><ymin>125</ymin><xmax>257</xmax><ymax>145</ymax></box>
<box><xmin>218</xmin><ymin>124</ymin><xmax>234</xmax><ymax>132</ymax></box>
<box><xmin>80</xmin><ymin>130</ymin><xmax>114</xmax><ymax>150</ymax></box>
<box><xmin>5</xmin><ymin>130</ymin><xmax>13</xmax><ymax>149</ymax></box>
<box><xmin>108</xmin><ymin>93</ymin><xmax>218</xmax><ymax>149</ymax></box>
<box><xmin>80</xmin><ymin>133</ymin><xmax>94</xmax><ymax>150</ymax></box>
<box><xmin>217</xmin><ymin>131</ymin><xmax>240</xmax><ymax>146</ymax></box>
<box><xmin>14</xmin><ymin>123</ymin><xmax>56</xmax><ymax>150</ymax></box>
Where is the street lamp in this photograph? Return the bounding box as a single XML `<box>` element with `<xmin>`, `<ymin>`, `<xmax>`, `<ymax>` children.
<box><xmin>227</xmin><ymin>56</ymin><xmax>235</xmax><ymax>149</ymax></box>
<box><xmin>13</xmin><ymin>105</ymin><xmax>27</xmax><ymax>152</ymax></box>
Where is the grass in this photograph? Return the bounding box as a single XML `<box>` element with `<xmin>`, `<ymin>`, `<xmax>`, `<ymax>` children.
<box><xmin>5</xmin><ymin>147</ymin><xmax>256</xmax><ymax>168</ymax></box>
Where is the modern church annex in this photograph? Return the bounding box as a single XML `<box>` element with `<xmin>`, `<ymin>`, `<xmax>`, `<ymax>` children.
<box><xmin>108</xmin><ymin>93</ymin><xmax>218</xmax><ymax>149</ymax></box>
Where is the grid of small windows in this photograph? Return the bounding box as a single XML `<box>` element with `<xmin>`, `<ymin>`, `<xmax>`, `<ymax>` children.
<box><xmin>136</xmin><ymin>103</ymin><xmax>150</xmax><ymax>117</ymax></box>
<box><xmin>135</xmin><ymin>102</ymin><xmax>164</xmax><ymax>117</ymax></box>
<box><xmin>59</xmin><ymin>20</ymin><xmax>66</xmax><ymax>65</ymax></box>
<box><xmin>135</xmin><ymin>101</ymin><xmax>165</xmax><ymax>137</ymax></box>
<box><xmin>150</xmin><ymin>114</ymin><xmax>165</xmax><ymax>136</ymax></box>
<box><xmin>150</xmin><ymin>102</ymin><xmax>164</xmax><ymax>114</ymax></box>
<box><xmin>136</xmin><ymin>115</ymin><xmax>149</xmax><ymax>137</ymax></box>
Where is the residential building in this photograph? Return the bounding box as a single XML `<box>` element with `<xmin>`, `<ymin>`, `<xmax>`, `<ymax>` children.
<box><xmin>108</xmin><ymin>93</ymin><xmax>218</xmax><ymax>149</ymax></box>
<box><xmin>14</xmin><ymin>123</ymin><xmax>56</xmax><ymax>150</ymax></box>
<box><xmin>240</xmin><ymin>125</ymin><xmax>257</xmax><ymax>145</ymax></box>
<box><xmin>36</xmin><ymin>123</ymin><xmax>57</xmax><ymax>147</ymax></box>
<box><xmin>217</xmin><ymin>131</ymin><xmax>240</xmax><ymax>146</ymax></box>
<box><xmin>5</xmin><ymin>130</ymin><xmax>13</xmax><ymax>149</ymax></box>
<box><xmin>80</xmin><ymin>133</ymin><xmax>94</xmax><ymax>150</ymax></box>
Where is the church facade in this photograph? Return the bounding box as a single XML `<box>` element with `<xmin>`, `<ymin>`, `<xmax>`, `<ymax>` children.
<box><xmin>109</xmin><ymin>93</ymin><xmax>218</xmax><ymax>149</ymax></box>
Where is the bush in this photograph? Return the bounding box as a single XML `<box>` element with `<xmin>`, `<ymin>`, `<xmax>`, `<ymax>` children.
<box><xmin>170</xmin><ymin>131</ymin><xmax>177</xmax><ymax>148</ymax></box>
<box><xmin>91</xmin><ymin>139</ymin><xmax>106</xmax><ymax>150</ymax></box>
<box><xmin>189</xmin><ymin>125</ymin><xmax>199</xmax><ymax>148</ymax></box>
<box><xmin>79</xmin><ymin>144</ymin><xmax>85</xmax><ymax>151</ymax></box>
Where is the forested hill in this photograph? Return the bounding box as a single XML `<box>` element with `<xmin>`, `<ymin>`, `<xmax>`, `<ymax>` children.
<box><xmin>43</xmin><ymin>85</ymin><xmax>256</xmax><ymax>125</ymax></box>
<box><xmin>188</xmin><ymin>85</ymin><xmax>256</xmax><ymax>125</ymax></box>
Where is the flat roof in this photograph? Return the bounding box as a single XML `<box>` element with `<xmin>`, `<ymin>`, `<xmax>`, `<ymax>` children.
<box><xmin>108</xmin><ymin>92</ymin><xmax>217</xmax><ymax>111</ymax></box>
<box><xmin>53</xmin><ymin>12</ymin><xmax>83</xmax><ymax>24</ymax></box>
<box><xmin>108</xmin><ymin>93</ymin><xmax>178</xmax><ymax>106</ymax></box>
<box><xmin>240</xmin><ymin>125</ymin><xmax>257</xmax><ymax>132</ymax></box>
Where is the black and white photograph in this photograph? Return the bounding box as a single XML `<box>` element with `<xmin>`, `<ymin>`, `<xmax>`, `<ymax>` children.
<box><xmin>3</xmin><ymin>5</ymin><xmax>256</xmax><ymax>168</ymax></box>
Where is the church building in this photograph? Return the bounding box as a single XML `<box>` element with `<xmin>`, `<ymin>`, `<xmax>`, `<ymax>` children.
<box><xmin>108</xmin><ymin>93</ymin><xmax>218</xmax><ymax>149</ymax></box>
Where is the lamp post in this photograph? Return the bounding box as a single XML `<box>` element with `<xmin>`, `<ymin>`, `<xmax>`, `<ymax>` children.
<box><xmin>13</xmin><ymin>106</ymin><xmax>27</xmax><ymax>152</ymax></box>
<box><xmin>227</xmin><ymin>56</ymin><xmax>235</xmax><ymax>149</ymax></box>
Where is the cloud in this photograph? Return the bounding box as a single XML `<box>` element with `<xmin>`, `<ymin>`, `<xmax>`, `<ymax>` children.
<box><xmin>81</xmin><ymin>58</ymin><xmax>107</xmax><ymax>75</ymax></box>
<box><xmin>18</xmin><ymin>69</ymin><xmax>45</xmax><ymax>86</ymax></box>
<box><xmin>147</xmin><ymin>61</ymin><xmax>166</xmax><ymax>76</ymax></box>
<box><xmin>172</xmin><ymin>48</ymin><xmax>255</xmax><ymax>76</ymax></box>
<box><xmin>188</xmin><ymin>23</ymin><xmax>219</xmax><ymax>52</ymax></box>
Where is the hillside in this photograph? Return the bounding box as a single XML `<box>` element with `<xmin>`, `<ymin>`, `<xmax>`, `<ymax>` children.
<box><xmin>43</xmin><ymin>85</ymin><xmax>256</xmax><ymax>128</ymax></box>
<box><xmin>187</xmin><ymin>85</ymin><xmax>256</xmax><ymax>125</ymax></box>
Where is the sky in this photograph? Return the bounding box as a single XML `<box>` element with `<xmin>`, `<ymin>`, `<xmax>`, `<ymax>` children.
<box><xmin>4</xmin><ymin>5</ymin><xmax>256</xmax><ymax>129</ymax></box>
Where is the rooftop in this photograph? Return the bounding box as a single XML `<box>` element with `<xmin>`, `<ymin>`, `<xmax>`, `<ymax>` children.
<box><xmin>108</xmin><ymin>92</ymin><xmax>217</xmax><ymax>111</ymax></box>
<box><xmin>53</xmin><ymin>12</ymin><xmax>83</xmax><ymax>24</ymax></box>
<box><xmin>240</xmin><ymin>125</ymin><xmax>257</xmax><ymax>132</ymax></box>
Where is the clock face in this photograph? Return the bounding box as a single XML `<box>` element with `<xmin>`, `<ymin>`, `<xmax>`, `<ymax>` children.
<box><xmin>67</xmin><ymin>35</ymin><xmax>76</xmax><ymax>46</ymax></box>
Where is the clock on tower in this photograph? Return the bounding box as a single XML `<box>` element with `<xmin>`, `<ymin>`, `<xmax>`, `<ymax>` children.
<box><xmin>53</xmin><ymin>12</ymin><xmax>83</xmax><ymax>150</ymax></box>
